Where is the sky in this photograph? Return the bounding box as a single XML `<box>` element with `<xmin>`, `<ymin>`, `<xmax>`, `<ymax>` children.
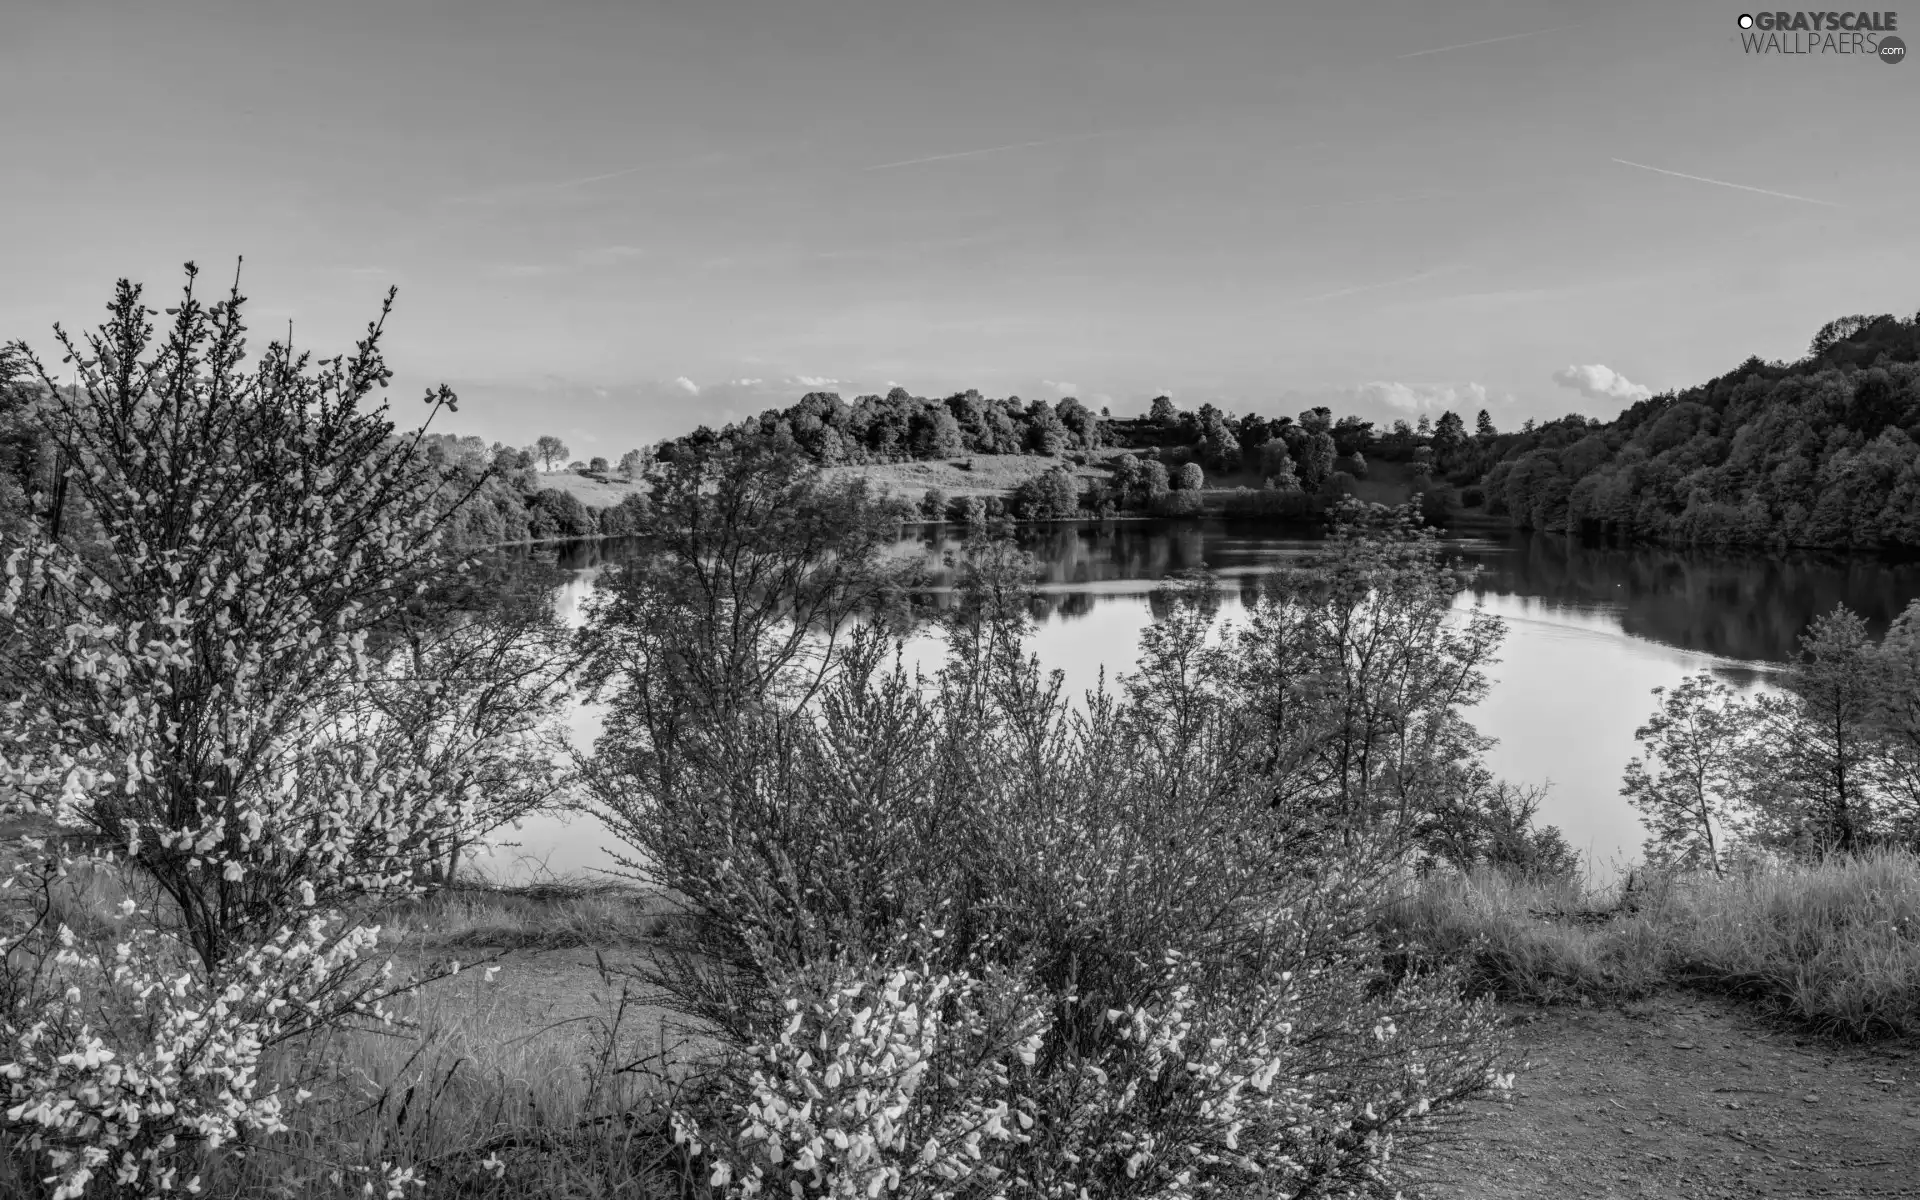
<box><xmin>3</xmin><ymin>0</ymin><xmax>1916</xmax><ymax>456</ymax></box>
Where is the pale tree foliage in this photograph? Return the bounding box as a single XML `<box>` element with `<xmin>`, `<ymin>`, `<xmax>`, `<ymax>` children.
<box><xmin>0</xmin><ymin>265</ymin><xmax>568</xmax><ymax>1196</ymax></box>
<box><xmin>1621</xmin><ymin>674</ymin><xmax>1750</xmax><ymax>874</ymax></box>
<box><xmin>1743</xmin><ymin>606</ymin><xmax>1907</xmax><ymax>855</ymax></box>
<box><xmin>1221</xmin><ymin>501</ymin><xmax>1514</xmax><ymax>853</ymax></box>
<box><xmin>1621</xmin><ymin>603</ymin><xmax>1920</xmax><ymax>866</ymax></box>
<box><xmin>1861</xmin><ymin>600</ymin><xmax>1920</xmax><ymax>848</ymax></box>
<box><xmin>579</xmin><ymin>434</ymin><xmax>913</xmax><ymax>842</ymax></box>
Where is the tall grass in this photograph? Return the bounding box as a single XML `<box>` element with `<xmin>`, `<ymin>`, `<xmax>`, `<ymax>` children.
<box><xmin>1391</xmin><ymin>848</ymin><xmax>1920</xmax><ymax>1039</ymax></box>
<box><xmin>380</xmin><ymin>878</ymin><xmax>673</xmax><ymax>951</ymax></box>
<box><xmin>213</xmin><ymin>962</ymin><xmax>690</xmax><ymax>1199</ymax></box>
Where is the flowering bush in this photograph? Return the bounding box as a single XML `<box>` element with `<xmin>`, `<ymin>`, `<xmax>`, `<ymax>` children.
<box><xmin>588</xmin><ymin>517</ymin><xmax>1516</xmax><ymax>1198</ymax></box>
<box><xmin>672</xmin><ymin>960</ymin><xmax>1049</xmax><ymax>1200</ymax></box>
<box><xmin>1</xmin><ymin>867</ymin><xmax>394</xmax><ymax>1199</ymax></box>
<box><xmin>0</xmin><ymin>266</ymin><xmax>567</xmax><ymax>1193</ymax></box>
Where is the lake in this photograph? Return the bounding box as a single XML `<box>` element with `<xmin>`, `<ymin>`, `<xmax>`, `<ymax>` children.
<box><xmin>483</xmin><ymin>522</ymin><xmax>1920</xmax><ymax>881</ymax></box>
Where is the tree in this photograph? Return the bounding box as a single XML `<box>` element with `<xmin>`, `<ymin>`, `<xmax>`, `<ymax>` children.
<box><xmin>580</xmin><ymin>435</ymin><xmax>915</xmax><ymax>824</ymax></box>
<box><xmin>1148</xmin><ymin>395</ymin><xmax>1178</xmax><ymax>426</ymax></box>
<box><xmin>1197</xmin><ymin>410</ymin><xmax>1240</xmax><ymax>473</ymax></box>
<box><xmin>1299</xmin><ymin>431</ymin><xmax>1336</xmax><ymax>492</ymax></box>
<box><xmin>1139</xmin><ymin>458</ymin><xmax>1170</xmax><ymax>499</ymax></box>
<box><xmin>1011</xmin><ymin>467</ymin><xmax>1079</xmax><ymax>520</ymax></box>
<box><xmin>1808</xmin><ymin>313</ymin><xmax>1882</xmax><ymax>358</ymax></box>
<box><xmin>1432</xmin><ymin>410</ymin><xmax>1467</xmax><ymax>462</ymax></box>
<box><xmin>1331</xmin><ymin>415</ymin><xmax>1374</xmax><ymax>458</ymax></box>
<box><xmin>1746</xmin><ymin>605</ymin><xmax>1887</xmax><ymax>854</ymax></box>
<box><xmin>618</xmin><ymin>447</ymin><xmax>646</xmax><ymax>479</ymax></box>
<box><xmin>1023</xmin><ymin>401</ymin><xmax>1067</xmax><ymax>456</ymax></box>
<box><xmin>588</xmin><ymin>454</ymin><xmax>610</xmax><ymax>474</ymax></box>
<box><xmin>1870</xmin><ymin>599</ymin><xmax>1920</xmax><ymax>843</ymax></box>
<box><xmin>1476</xmin><ymin>409</ymin><xmax>1497</xmax><ymax>439</ymax></box>
<box><xmin>1259</xmin><ymin>441</ymin><xmax>1300</xmax><ymax>490</ymax></box>
<box><xmin>910</xmin><ymin>407</ymin><xmax>965</xmax><ymax>459</ymax></box>
<box><xmin>1620</xmin><ymin>674</ymin><xmax>1749</xmax><ymax>873</ymax></box>
<box><xmin>1224</xmin><ymin>500</ymin><xmax>1508</xmax><ymax>841</ymax></box>
<box><xmin>533</xmin><ymin>434</ymin><xmax>568</xmax><ymax>471</ymax></box>
<box><xmin>920</xmin><ymin>486</ymin><xmax>949</xmax><ymax>521</ymax></box>
<box><xmin>1174</xmin><ymin>461</ymin><xmax>1205</xmax><ymax>491</ymax></box>
<box><xmin>1055</xmin><ymin>396</ymin><xmax>1103</xmax><ymax>450</ymax></box>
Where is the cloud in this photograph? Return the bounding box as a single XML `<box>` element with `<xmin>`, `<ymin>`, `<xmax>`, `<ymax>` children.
<box><xmin>1353</xmin><ymin>381</ymin><xmax>1489</xmax><ymax>414</ymax></box>
<box><xmin>672</xmin><ymin>376</ymin><xmax>700</xmax><ymax>395</ymax></box>
<box><xmin>729</xmin><ymin>377</ymin><xmax>764</xmax><ymax>388</ymax></box>
<box><xmin>1551</xmin><ymin>364</ymin><xmax>1651</xmax><ymax>403</ymax></box>
<box><xmin>1042</xmin><ymin>379</ymin><xmax>1079</xmax><ymax>396</ymax></box>
<box><xmin>790</xmin><ymin>375</ymin><xmax>841</xmax><ymax>388</ymax></box>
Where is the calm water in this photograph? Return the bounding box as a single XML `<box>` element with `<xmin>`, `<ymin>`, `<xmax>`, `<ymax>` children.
<box><xmin>482</xmin><ymin>523</ymin><xmax>1920</xmax><ymax>880</ymax></box>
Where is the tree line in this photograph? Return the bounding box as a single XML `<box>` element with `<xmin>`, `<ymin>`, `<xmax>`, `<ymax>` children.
<box><xmin>1467</xmin><ymin>312</ymin><xmax>1920</xmax><ymax>548</ymax></box>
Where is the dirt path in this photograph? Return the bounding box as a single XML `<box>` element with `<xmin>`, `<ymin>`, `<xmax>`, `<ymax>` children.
<box><xmin>467</xmin><ymin>956</ymin><xmax>1920</xmax><ymax>1197</ymax></box>
<box><xmin>1415</xmin><ymin>996</ymin><xmax>1920</xmax><ymax>1199</ymax></box>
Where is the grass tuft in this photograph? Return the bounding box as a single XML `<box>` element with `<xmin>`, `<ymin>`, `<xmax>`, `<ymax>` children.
<box><xmin>1391</xmin><ymin>849</ymin><xmax>1920</xmax><ymax>1039</ymax></box>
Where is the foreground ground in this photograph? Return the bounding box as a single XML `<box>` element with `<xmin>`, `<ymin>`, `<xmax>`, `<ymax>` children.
<box><xmin>1419</xmin><ymin>995</ymin><xmax>1920</xmax><ymax>1199</ymax></box>
<box><xmin>459</xmin><ymin>944</ymin><xmax>1920</xmax><ymax>1199</ymax></box>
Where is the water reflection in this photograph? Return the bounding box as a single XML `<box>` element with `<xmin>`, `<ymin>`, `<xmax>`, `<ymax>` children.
<box><xmin>1459</xmin><ymin>534</ymin><xmax>1920</xmax><ymax>669</ymax></box>
<box><xmin>494</xmin><ymin>525</ymin><xmax>1920</xmax><ymax>878</ymax></box>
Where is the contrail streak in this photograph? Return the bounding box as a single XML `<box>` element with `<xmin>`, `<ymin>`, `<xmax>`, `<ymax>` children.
<box><xmin>1395</xmin><ymin>26</ymin><xmax>1573</xmax><ymax>58</ymax></box>
<box><xmin>1302</xmin><ymin>266</ymin><xmax>1455</xmax><ymax>303</ymax></box>
<box><xmin>1609</xmin><ymin>158</ymin><xmax>1842</xmax><ymax>207</ymax></box>
<box><xmin>864</xmin><ymin>129</ymin><xmax>1124</xmax><ymax>171</ymax></box>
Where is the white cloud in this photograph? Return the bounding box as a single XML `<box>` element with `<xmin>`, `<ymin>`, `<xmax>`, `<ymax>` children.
<box><xmin>1551</xmin><ymin>364</ymin><xmax>1651</xmax><ymax>403</ymax></box>
<box><xmin>1353</xmin><ymin>380</ymin><xmax>1489</xmax><ymax>414</ymax></box>
<box><xmin>672</xmin><ymin>376</ymin><xmax>700</xmax><ymax>395</ymax></box>
<box><xmin>1042</xmin><ymin>379</ymin><xmax>1080</xmax><ymax>396</ymax></box>
<box><xmin>729</xmin><ymin>377</ymin><xmax>763</xmax><ymax>388</ymax></box>
<box><xmin>790</xmin><ymin>375</ymin><xmax>841</xmax><ymax>388</ymax></box>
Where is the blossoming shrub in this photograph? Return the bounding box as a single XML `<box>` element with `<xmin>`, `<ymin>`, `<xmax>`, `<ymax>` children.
<box><xmin>1</xmin><ymin>266</ymin><xmax>568</xmax><ymax>1194</ymax></box>
<box><xmin>590</xmin><ymin>527</ymin><xmax>1514</xmax><ymax>1197</ymax></box>
<box><xmin>671</xmin><ymin>959</ymin><xmax>1050</xmax><ymax>1199</ymax></box>
<box><xmin>2</xmin><ymin>865</ymin><xmax>392</xmax><ymax>1199</ymax></box>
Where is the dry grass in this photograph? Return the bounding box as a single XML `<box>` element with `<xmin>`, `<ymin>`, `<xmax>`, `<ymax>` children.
<box><xmin>1390</xmin><ymin>849</ymin><xmax>1920</xmax><ymax>1040</ymax></box>
<box><xmin>539</xmin><ymin>470</ymin><xmax>650</xmax><ymax>509</ymax></box>
<box><xmin>381</xmin><ymin>878</ymin><xmax>673</xmax><ymax>952</ymax></box>
<box><xmin>0</xmin><ymin>858</ymin><xmax>704</xmax><ymax>1198</ymax></box>
<box><xmin>212</xmin><ymin>951</ymin><xmax>697</xmax><ymax>1199</ymax></box>
<box><xmin>823</xmin><ymin>453</ymin><xmax>1119</xmax><ymax>499</ymax></box>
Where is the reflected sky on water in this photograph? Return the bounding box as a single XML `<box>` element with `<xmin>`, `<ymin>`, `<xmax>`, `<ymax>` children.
<box><xmin>478</xmin><ymin>524</ymin><xmax>1920</xmax><ymax>881</ymax></box>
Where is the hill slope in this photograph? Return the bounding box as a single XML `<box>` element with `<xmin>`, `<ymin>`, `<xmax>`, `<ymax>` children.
<box><xmin>1459</xmin><ymin>313</ymin><xmax>1920</xmax><ymax>549</ymax></box>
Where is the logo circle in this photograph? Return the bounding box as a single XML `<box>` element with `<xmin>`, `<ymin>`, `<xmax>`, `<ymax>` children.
<box><xmin>1738</xmin><ymin>13</ymin><xmax>1754</xmax><ymax>28</ymax></box>
<box><xmin>1880</xmin><ymin>35</ymin><xmax>1907</xmax><ymax>63</ymax></box>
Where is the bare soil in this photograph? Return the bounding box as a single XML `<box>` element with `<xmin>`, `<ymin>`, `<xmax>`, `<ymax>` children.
<box><xmin>1415</xmin><ymin>995</ymin><xmax>1920</xmax><ymax>1199</ymax></box>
